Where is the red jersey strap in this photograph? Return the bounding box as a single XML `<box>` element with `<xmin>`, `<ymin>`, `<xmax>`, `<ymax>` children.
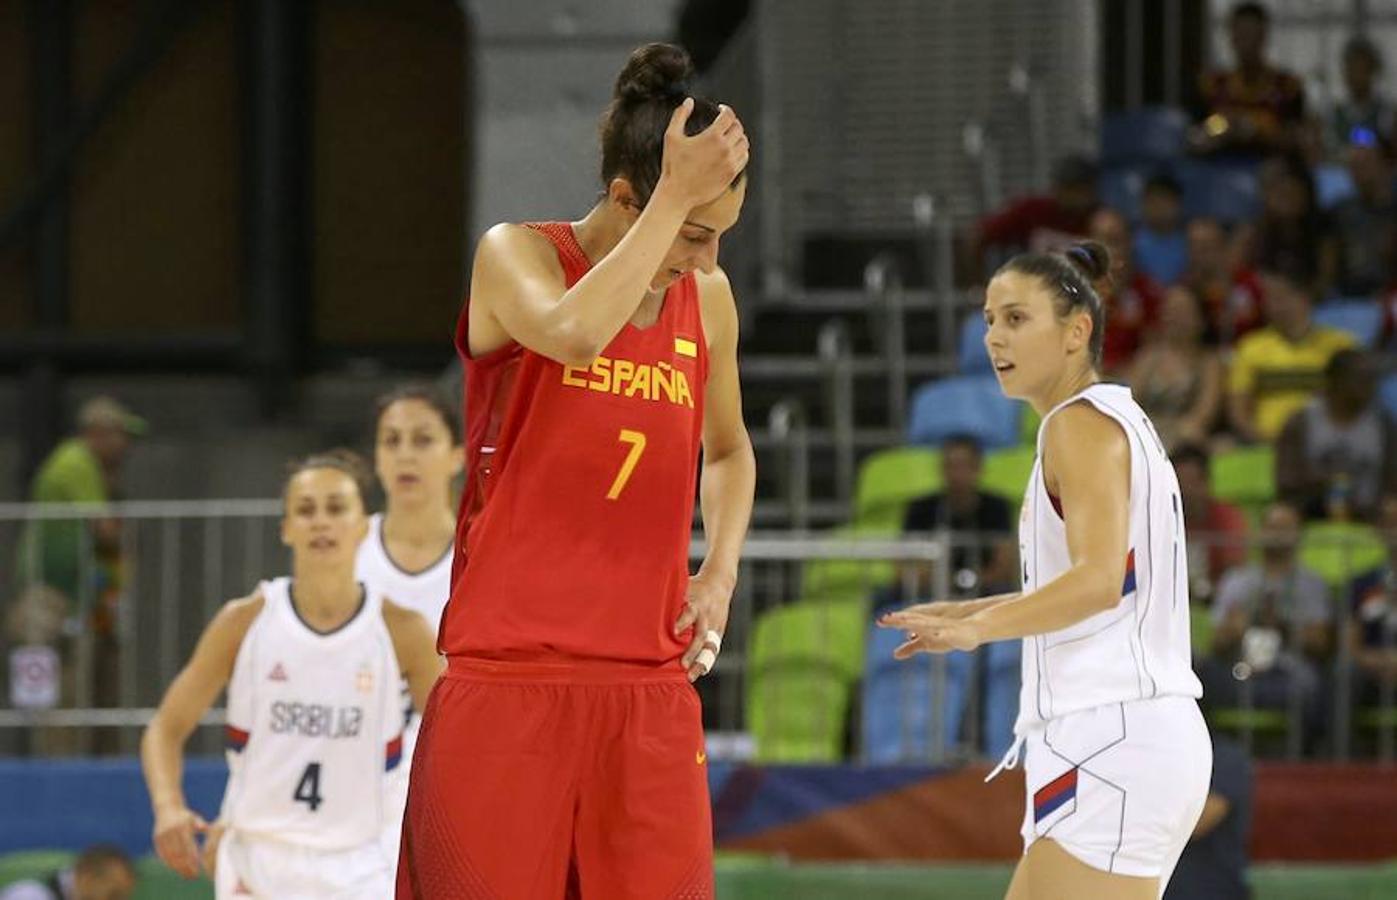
<box><xmin>522</xmin><ymin>221</ymin><xmax>591</xmax><ymax>285</ymax></box>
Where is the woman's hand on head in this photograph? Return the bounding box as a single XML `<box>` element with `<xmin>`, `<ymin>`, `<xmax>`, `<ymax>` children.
<box><xmin>660</xmin><ymin>100</ymin><xmax>748</xmax><ymax>209</ymax></box>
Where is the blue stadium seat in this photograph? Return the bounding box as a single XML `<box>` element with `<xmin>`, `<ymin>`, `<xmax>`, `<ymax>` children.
<box><xmin>1314</xmin><ymin>163</ymin><xmax>1357</xmax><ymax>210</ymax></box>
<box><xmin>1176</xmin><ymin>158</ymin><xmax>1260</xmax><ymax>224</ymax></box>
<box><xmin>907</xmin><ymin>375</ymin><xmax>1021</xmax><ymax>450</ymax></box>
<box><xmin>1380</xmin><ymin>373</ymin><xmax>1397</xmax><ymax>421</ymax></box>
<box><xmin>957</xmin><ymin>314</ymin><xmax>992</xmax><ymax>373</ymax></box>
<box><xmin>1099</xmin><ymin>165</ymin><xmax>1146</xmax><ymax>223</ymax></box>
<box><xmin>1100</xmin><ymin>107</ymin><xmax>1188</xmax><ymax>165</ymax></box>
<box><xmin>1312</xmin><ymin>299</ymin><xmax>1382</xmax><ymax>348</ymax></box>
<box><xmin>861</xmin><ymin>624</ymin><xmax>1019</xmax><ymax>763</ymax></box>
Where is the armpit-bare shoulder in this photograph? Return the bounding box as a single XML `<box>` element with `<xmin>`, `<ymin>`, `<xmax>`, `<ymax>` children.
<box><xmin>381</xmin><ymin>599</ymin><xmax>434</xmax><ymax>642</ymax></box>
<box><xmin>1044</xmin><ymin>400</ymin><xmax>1129</xmax><ymax>463</ymax></box>
<box><xmin>475</xmin><ymin>222</ymin><xmax>563</xmax><ymax>274</ymax></box>
<box><xmin>205</xmin><ymin>591</ymin><xmax>266</xmax><ymax>649</ymax></box>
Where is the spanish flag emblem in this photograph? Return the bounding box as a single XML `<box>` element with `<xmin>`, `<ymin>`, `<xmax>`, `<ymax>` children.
<box><xmin>674</xmin><ymin>336</ymin><xmax>698</xmax><ymax>358</ymax></box>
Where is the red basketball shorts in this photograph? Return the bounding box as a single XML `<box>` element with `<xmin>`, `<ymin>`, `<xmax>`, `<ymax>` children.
<box><xmin>397</xmin><ymin>657</ymin><xmax>714</xmax><ymax>899</ymax></box>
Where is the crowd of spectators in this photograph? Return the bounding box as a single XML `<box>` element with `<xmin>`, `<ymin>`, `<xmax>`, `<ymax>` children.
<box><xmin>930</xmin><ymin>1</ymin><xmax>1397</xmax><ymax>762</ymax></box>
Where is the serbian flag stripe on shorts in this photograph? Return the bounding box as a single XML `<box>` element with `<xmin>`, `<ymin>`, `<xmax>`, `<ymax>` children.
<box><xmin>385</xmin><ymin>734</ymin><xmax>404</xmax><ymax>771</ymax></box>
<box><xmin>224</xmin><ymin>725</ymin><xmax>250</xmax><ymax>753</ymax></box>
<box><xmin>1034</xmin><ymin>767</ymin><xmax>1078</xmax><ymax>823</ymax></box>
<box><xmin>1121</xmin><ymin>548</ymin><xmax>1137</xmax><ymax>596</ymax></box>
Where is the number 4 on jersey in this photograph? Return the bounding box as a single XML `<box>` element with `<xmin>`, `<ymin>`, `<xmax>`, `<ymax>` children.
<box><xmin>606</xmin><ymin>429</ymin><xmax>647</xmax><ymax>500</ymax></box>
<box><xmin>293</xmin><ymin>762</ymin><xmax>324</xmax><ymax>812</ymax></box>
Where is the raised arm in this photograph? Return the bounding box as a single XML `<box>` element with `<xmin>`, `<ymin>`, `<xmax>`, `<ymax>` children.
<box><xmin>471</xmin><ymin>103</ymin><xmax>747</xmax><ymax>366</ymax></box>
<box><xmin>141</xmin><ymin>594</ymin><xmax>262</xmax><ymax>879</ymax></box>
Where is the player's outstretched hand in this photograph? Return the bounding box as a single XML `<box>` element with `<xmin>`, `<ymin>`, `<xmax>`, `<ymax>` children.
<box><xmin>661</xmin><ymin>100</ymin><xmax>748</xmax><ymax>210</ymax></box>
<box><xmin>889</xmin><ymin>599</ymin><xmax>977</xmax><ymax>620</ymax></box>
<box><xmin>153</xmin><ymin>804</ymin><xmax>209</xmax><ymax>879</ymax></box>
<box><xmin>878</xmin><ymin>608</ymin><xmax>982</xmax><ymax>658</ymax></box>
<box><xmin>675</xmin><ymin>573</ymin><xmax>732</xmax><ymax>681</ymax></box>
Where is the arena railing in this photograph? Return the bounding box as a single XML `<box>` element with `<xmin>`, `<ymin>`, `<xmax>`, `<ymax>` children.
<box><xmin>0</xmin><ymin>503</ymin><xmax>1392</xmax><ymax>765</ymax></box>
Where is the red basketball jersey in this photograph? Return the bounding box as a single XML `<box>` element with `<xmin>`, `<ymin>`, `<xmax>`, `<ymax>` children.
<box><xmin>440</xmin><ymin>222</ymin><xmax>708</xmax><ymax>667</ymax></box>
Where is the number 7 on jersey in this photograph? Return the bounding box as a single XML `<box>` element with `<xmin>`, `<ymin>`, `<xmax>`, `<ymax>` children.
<box><xmin>606</xmin><ymin>429</ymin><xmax>647</xmax><ymax>500</ymax></box>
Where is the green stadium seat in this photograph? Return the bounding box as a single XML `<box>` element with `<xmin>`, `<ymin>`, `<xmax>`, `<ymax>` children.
<box><xmin>979</xmin><ymin>445</ymin><xmax>1036</xmax><ymax>506</ymax></box>
<box><xmin>1210</xmin><ymin>445</ymin><xmax>1276</xmax><ymax>508</ymax></box>
<box><xmin>746</xmin><ymin>598</ymin><xmax>869</xmax><ymax>762</ymax></box>
<box><xmin>801</xmin><ymin>523</ymin><xmax>898</xmax><ymax>605</ymax></box>
<box><xmin>1190</xmin><ymin>603</ymin><xmax>1214</xmax><ymax>657</ymax></box>
<box><xmin>853</xmin><ymin>446</ymin><xmax>942</xmax><ymax>531</ymax></box>
<box><xmin>1020</xmin><ymin>405</ymin><xmax>1041</xmax><ymax>446</ymax></box>
<box><xmin>1298</xmin><ymin>521</ymin><xmax>1387</xmax><ymax>589</ymax></box>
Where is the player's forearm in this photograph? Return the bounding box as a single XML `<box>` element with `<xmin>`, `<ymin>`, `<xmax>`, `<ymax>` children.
<box><xmin>953</xmin><ymin>592</ymin><xmax>1021</xmax><ymax>617</ymax></box>
<box><xmin>552</xmin><ymin>179</ymin><xmax>691</xmax><ymax>360</ymax></box>
<box><xmin>141</xmin><ymin>718</ymin><xmax>189</xmax><ymax>814</ymax></box>
<box><xmin>968</xmin><ymin>564</ymin><xmax>1119</xmax><ymax>643</ymax></box>
<box><xmin>697</xmin><ymin>443</ymin><xmax>755</xmax><ymax>590</ymax></box>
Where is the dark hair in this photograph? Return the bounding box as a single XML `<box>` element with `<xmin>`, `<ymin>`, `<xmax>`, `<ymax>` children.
<box><xmin>1170</xmin><ymin>443</ymin><xmax>1211</xmax><ymax>471</ymax></box>
<box><xmin>1144</xmin><ymin>172</ymin><xmax>1183</xmax><ymax>198</ymax></box>
<box><xmin>1256</xmin><ymin>261</ymin><xmax>1316</xmax><ymax>299</ymax></box>
<box><xmin>1344</xmin><ymin>35</ymin><xmax>1382</xmax><ymax>69</ymax></box>
<box><xmin>74</xmin><ymin>844</ymin><xmax>134</xmax><ymax>879</ymax></box>
<box><xmin>284</xmin><ymin>448</ymin><xmax>374</xmax><ymax>509</ymax></box>
<box><xmin>599</xmin><ymin>43</ymin><xmax>745</xmax><ymax>206</ymax></box>
<box><xmin>375</xmin><ymin>383</ymin><xmax>461</xmax><ymax>444</ymax></box>
<box><xmin>941</xmin><ymin>433</ymin><xmax>984</xmax><ymax>459</ymax></box>
<box><xmin>1231</xmin><ymin>2</ymin><xmax>1269</xmax><ymax>25</ymax></box>
<box><xmin>996</xmin><ymin>241</ymin><xmax>1112</xmax><ymax>370</ymax></box>
<box><xmin>1051</xmin><ymin>154</ymin><xmax>1099</xmax><ymax>189</ymax></box>
<box><xmin>1325</xmin><ymin>347</ymin><xmax>1371</xmax><ymax>383</ymax></box>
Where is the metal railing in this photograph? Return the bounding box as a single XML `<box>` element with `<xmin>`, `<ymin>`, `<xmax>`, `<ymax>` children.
<box><xmin>2</xmin><ymin>501</ymin><xmax>1394</xmax><ymax>766</ymax></box>
<box><xmin>816</xmin><ymin>320</ymin><xmax>855</xmax><ymax>512</ymax></box>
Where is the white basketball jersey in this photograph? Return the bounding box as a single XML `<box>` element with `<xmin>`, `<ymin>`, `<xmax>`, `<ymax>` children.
<box><xmin>1016</xmin><ymin>384</ymin><xmax>1202</xmax><ymax>733</ymax></box>
<box><xmin>223</xmin><ymin>577</ymin><xmax>404</xmax><ymax>850</ymax></box>
<box><xmin>354</xmin><ymin>513</ymin><xmax>452</xmax><ymax>633</ymax></box>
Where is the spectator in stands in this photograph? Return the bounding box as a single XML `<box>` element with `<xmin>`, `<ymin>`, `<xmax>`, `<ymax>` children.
<box><xmin>1227</xmin><ymin>266</ymin><xmax>1355</xmax><ymax>443</ymax></box>
<box><xmin>897</xmin><ymin>435</ymin><xmax>1018</xmax><ymax>755</ymax></box>
<box><xmin>970</xmin><ymin>154</ymin><xmax>1098</xmax><ymax>276</ymax></box>
<box><xmin>1185</xmin><ymin>216</ymin><xmax>1265</xmax><ymax>345</ymax></box>
<box><xmin>1173</xmin><ymin>444</ymin><xmax>1250</xmax><ymax>607</ymax></box>
<box><xmin>900</xmin><ymin>435</ymin><xmax>1016</xmax><ymax>597</ymax></box>
<box><xmin>1326</xmin><ymin>36</ymin><xmax>1396</xmax><ymax>159</ymax></box>
<box><xmin>15</xmin><ymin>397</ymin><xmax>144</xmax><ymax>749</ymax></box>
<box><xmin>1191</xmin><ymin>2</ymin><xmax>1306</xmax><ymax>157</ymax></box>
<box><xmin>1164</xmin><ymin>734</ymin><xmax>1254</xmax><ymax>900</ymax></box>
<box><xmin>1330</xmin><ymin>131</ymin><xmax>1397</xmax><ymax>298</ymax></box>
<box><xmin>1129</xmin><ymin>285</ymin><xmax>1224</xmax><ymax>451</ymax></box>
<box><xmin>1348</xmin><ymin>495</ymin><xmax>1397</xmax><ymax>710</ymax></box>
<box><xmin>1238</xmin><ymin>155</ymin><xmax>1337</xmax><ymax>298</ymax></box>
<box><xmin>1276</xmin><ymin>350</ymin><xmax>1397</xmax><ymax>524</ymax></box>
<box><xmin>1134</xmin><ymin>172</ymin><xmax>1189</xmax><ymax>286</ymax></box>
<box><xmin>1200</xmin><ymin>501</ymin><xmax>1331</xmax><ymax>748</ymax></box>
<box><xmin>0</xmin><ymin>844</ymin><xmax>136</xmax><ymax>900</ymax></box>
<box><xmin>1089</xmin><ymin>207</ymin><xmax>1164</xmax><ymax>372</ymax></box>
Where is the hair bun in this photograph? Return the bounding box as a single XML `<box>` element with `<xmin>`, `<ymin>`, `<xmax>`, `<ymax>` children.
<box><xmin>1064</xmin><ymin>241</ymin><xmax>1112</xmax><ymax>283</ymax></box>
<box><xmin>614</xmin><ymin>43</ymin><xmax>694</xmax><ymax>104</ymax></box>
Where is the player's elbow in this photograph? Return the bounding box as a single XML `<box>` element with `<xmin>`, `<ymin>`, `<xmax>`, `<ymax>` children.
<box><xmin>547</xmin><ymin>317</ymin><xmax>606</xmax><ymax>368</ymax></box>
<box><xmin>1082</xmin><ymin>567</ymin><xmax>1126</xmax><ymax>614</ymax></box>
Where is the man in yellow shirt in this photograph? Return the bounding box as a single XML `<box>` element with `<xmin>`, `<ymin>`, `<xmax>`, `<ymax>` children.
<box><xmin>1227</xmin><ymin>269</ymin><xmax>1355</xmax><ymax>442</ymax></box>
